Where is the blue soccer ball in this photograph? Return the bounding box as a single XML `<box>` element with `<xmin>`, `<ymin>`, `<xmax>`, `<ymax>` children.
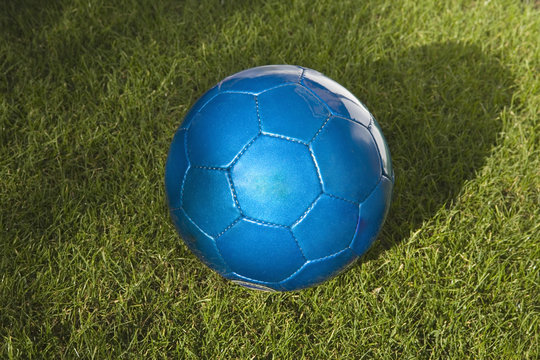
<box><xmin>165</xmin><ymin>65</ymin><xmax>394</xmax><ymax>291</ymax></box>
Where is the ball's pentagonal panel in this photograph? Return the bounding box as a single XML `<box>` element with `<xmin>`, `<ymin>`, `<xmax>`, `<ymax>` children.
<box><xmin>370</xmin><ymin>118</ymin><xmax>394</xmax><ymax>180</ymax></box>
<box><xmin>187</xmin><ymin>93</ymin><xmax>259</xmax><ymax>168</ymax></box>
<box><xmin>165</xmin><ymin>129</ymin><xmax>189</xmax><ymax>209</ymax></box>
<box><xmin>258</xmin><ymin>84</ymin><xmax>329</xmax><ymax>143</ymax></box>
<box><xmin>312</xmin><ymin>116</ymin><xmax>382</xmax><ymax>203</ymax></box>
<box><xmin>292</xmin><ymin>195</ymin><xmax>359</xmax><ymax>260</ymax></box>
<box><xmin>180</xmin><ymin>86</ymin><xmax>220</xmax><ymax>130</ymax></box>
<box><xmin>231</xmin><ymin>136</ymin><xmax>322</xmax><ymax>225</ymax></box>
<box><xmin>220</xmin><ymin>65</ymin><xmax>303</xmax><ymax>94</ymax></box>
<box><xmin>302</xmin><ymin>69</ymin><xmax>371</xmax><ymax>127</ymax></box>
<box><xmin>216</xmin><ymin>219</ymin><xmax>305</xmax><ymax>282</ymax></box>
<box><xmin>350</xmin><ymin>176</ymin><xmax>393</xmax><ymax>256</ymax></box>
<box><xmin>279</xmin><ymin>249</ymin><xmax>355</xmax><ymax>291</ymax></box>
<box><xmin>182</xmin><ymin>168</ymin><xmax>240</xmax><ymax>237</ymax></box>
<box><xmin>170</xmin><ymin>208</ymin><xmax>230</xmax><ymax>275</ymax></box>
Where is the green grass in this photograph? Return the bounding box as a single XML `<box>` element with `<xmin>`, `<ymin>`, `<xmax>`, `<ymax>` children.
<box><xmin>1</xmin><ymin>0</ymin><xmax>539</xmax><ymax>358</ymax></box>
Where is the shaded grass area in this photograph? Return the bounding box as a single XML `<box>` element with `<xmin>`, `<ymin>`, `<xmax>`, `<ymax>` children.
<box><xmin>1</xmin><ymin>0</ymin><xmax>539</xmax><ymax>358</ymax></box>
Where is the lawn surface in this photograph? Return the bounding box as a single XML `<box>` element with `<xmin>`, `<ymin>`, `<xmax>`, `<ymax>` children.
<box><xmin>1</xmin><ymin>0</ymin><xmax>539</xmax><ymax>358</ymax></box>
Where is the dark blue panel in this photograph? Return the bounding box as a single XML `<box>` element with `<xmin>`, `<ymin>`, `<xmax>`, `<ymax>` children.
<box><xmin>292</xmin><ymin>195</ymin><xmax>359</xmax><ymax>260</ymax></box>
<box><xmin>370</xmin><ymin>118</ymin><xmax>394</xmax><ymax>180</ymax></box>
<box><xmin>216</xmin><ymin>219</ymin><xmax>305</xmax><ymax>283</ymax></box>
<box><xmin>182</xmin><ymin>168</ymin><xmax>240</xmax><ymax>237</ymax></box>
<box><xmin>165</xmin><ymin>129</ymin><xmax>189</xmax><ymax>210</ymax></box>
<box><xmin>231</xmin><ymin>135</ymin><xmax>322</xmax><ymax>225</ymax></box>
<box><xmin>350</xmin><ymin>176</ymin><xmax>393</xmax><ymax>256</ymax></box>
<box><xmin>302</xmin><ymin>69</ymin><xmax>371</xmax><ymax>127</ymax></box>
<box><xmin>220</xmin><ymin>65</ymin><xmax>303</xmax><ymax>94</ymax></box>
<box><xmin>187</xmin><ymin>93</ymin><xmax>260</xmax><ymax>167</ymax></box>
<box><xmin>180</xmin><ymin>86</ymin><xmax>220</xmax><ymax>130</ymax></box>
<box><xmin>311</xmin><ymin>116</ymin><xmax>382</xmax><ymax>203</ymax></box>
<box><xmin>170</xmin><ymin>208</ymin><xmax>230</xmax><ymax>275</ymax></box>
<box><xmin>279</xmin><ymin>248</ymin><xmax>355</xmax><ymax>291</ymax></box>
<box><xmin>258</xmin><ymin>84</ymin><xmax>329</xmax><ymax>143</ymax></box>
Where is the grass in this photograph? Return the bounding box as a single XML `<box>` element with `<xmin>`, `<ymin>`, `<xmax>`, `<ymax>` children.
<box><xmin>1</xmin><ymin>0</ymin><xmax>538</xmax><ymax>358</ymax></box>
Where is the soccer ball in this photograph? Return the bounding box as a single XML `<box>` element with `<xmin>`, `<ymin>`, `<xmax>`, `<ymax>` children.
<box><xmin>165</xmin><ymin>65</ymin><xmax>394</xmax><ymax>291</ymax></box>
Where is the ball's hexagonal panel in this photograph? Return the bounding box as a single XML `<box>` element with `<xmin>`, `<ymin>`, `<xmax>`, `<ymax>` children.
<box><xmin>220</xmin><ymin>65</ymin><xmax>303</xmax><ymax>94</ymax></box>
<box><xmin>292</xmin><ymin>194</ymin><xmax>359</xmax><ymax>260</ymax></box>
<box><xmin>258</xmin><ymin>84</ymin><xmax>329</xmax><ymax>143</ymax></box>
<box><xmin>231</xmin><ymin>135</ymin><xmax>322</xmax><ymax>225</ymax></box>
<box><xmin>302</xmin><ymin>69</ymin><xmax>371</xmax><ymax>127</ymax></box>
<box><xmin>216</xmin><ymin>219</ymin><xmax>306</xmax><ymax>283</ymax></box>
<box><xmin>350</xmin><ymin>175</ymin><xmax>393</xmax><ymax>256</ymax></box>
<box><xmin>370</xmin><ymin>118</ymin><xmax>394</xmax><ymax>180</ymax></box>
<box><xmin>170</xmin><ymin>208</ymin><xmax>230</xmax><ymax>275</ymax></box>
<box><xmin>179</xmin><ymin>86</ymin><xmax>220</xmax><ymax>130</ymax></box>
<box><xmin>165</xmin><ymin>129</ymin><xmax>189</xmax><ymax>209</ymax></box>
<box><xmin>182</xmin><ymin>168</ymin><xmax>240</xmax><ymax>237</ymax></box>
<box><xmin>311</xmin><ymin>116</ymin><xmax>382</xmax><ymax>203</ymax></box>
<box><xmin>187</xmin><ymin>92</ymin><xmax>259</xmax><ymax>168</ymax></box>
<box><xmin>279</xmin><ymin>248</ymin><xmax>355</xmax><ymax>291</ymax></box>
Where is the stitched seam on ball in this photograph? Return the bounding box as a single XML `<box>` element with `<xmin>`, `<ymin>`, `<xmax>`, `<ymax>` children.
<box><xmin>215</xmin><ymin>216</ymin><xmax>242</xmax><ymax>239</ymax></box>
<box><xmin>181</xmin><ymin>91</ymin><xmax>222</xmax><ymax>131</ymax></box>
<box><xmin>337</xmin><ymin>174</ymin><xmax>383</xmax><ymax>218</ymax></box>
<box><xmin>347</xmin><ymin>204</ymin><xmax>362</xmax><ymax>249</ymax></box>
<box><xmin>332</xmin><ymin>114</ymin><xmax>371</xmax><ymax>130</ymax></box>
<box><xmin>299</xmin><ymin>76</ymin><xmax>371</xmax><ymax>128</ymax></box>
<box><xmin>218</xmin><ymin>90</ymin><xmax>256</xmax><ymax>95</ymax></box>
<box><xmin>210</xmin><ymin>213</ymin><xmax>235</xmax><ymax>274</ymax></box>
<box><xmin>367</xmin><ymin>115</ymin><xmax>389</xmax><ymax>179</ymax></box>
<box><xmin>192</xmin><ymin>165</ymin><xmax>228</xmax><ymax>171</ymax></box>
<box><xmin>310</xmin><ymin>247</ymin><xmax>350</xmax><ymax>264</ymax></box>
<box><xmin>325</xmin><ymin>192</ymin><xmax>359</xmax><ymax>206</ymax></box>
<box><xmin>177</xmin><ymin>166</ymin><xmax>189</xmax><ymax>210</ymax></box>
<box><xmin>257</xmin><ymin>81</ymin><xmax>297</xmax><ymax>96</ymax></box>
<box><xmin>179</xmin><ymin>130</ymin><xmax>190</xmax><ymax>209</ymax></box>
<box><xmin>308</xmin><ymin>115</ymin><xmax>331</xmax><ymax>145</ymax></box>
<box><xmin>243</xmin><ymin>216</ymin><xmax>289</xmax><ymax>229</ymax></box>
<box><xmin>260</xmin><ymin>131</ymin><xmax>308</xmax><ymax>146</ymax></box>
<box><xmin>258</xmin><ymin>83</ymin><xmax>298</xmax><ymax>94</ymax></box>
<box><xmin>212</xmin><ymin>243</ymin><xmax>231</xmax><ymax>274</ymax></box>
<box><xmin>226</xmin><ymin>171</ymin><xmax>244</xmax><ymax>215</ymax></box>
<box><xmin>229</xmin><ymin>133</ymin><xmax>260</xmax><ymax>168</ymax></box>
<box><xmin>254</xmin><ymin>96</ymin><xmax>262</xmax><ymax>133</ymax></box>
<box><xmin>231</xmin><ymin>272</ymin><xmax>276</xmax><ymax>287</ymax></box>
<box><xmin>181</xmin><ymin>128</ymin><xmax>190</xmax><ymax>165</ymax></box>
<box><xmin>298</xmin><ymin>68</ymin><xmax>306</xmax><ymax>83</ymax></box>
<box><xmin>220</xmin><ymin>83</ymin><xmax>296</xmax><ymax>96</ymax></box>
<box><xmin>381</xmin><ymin>173</ymin><xmax>392</xmax><ymax>184</ymax></box>
<box><xmin>231</xmin><ymin>280</ymin><xmax>277</xmax><ymax>292</ymax></box>
<box><xmin>197</xmin><ymin>90</ymin><xmax>222</xmax><ymax>113</ymax></box>
<box><xmin>291</xmin><ymin>191</ymin><xmax>323</xmax><ymax>228</ymax></box>
<box><xmin>298</xmin><ymin>81</ymin><xmax>335</xmax><ymax>116</ymax></box>
<box><xmin>181</xmin><ymin>208</ymin><xmax>213</xmax><ymax>239</ymax></box>
<box><xmin>360</xmin><ymin>173</ymin><xmax>383</xmax><ymax>204</ymax></box>
<box><xmin>289</xmin><ymin>230</ymin><xmax>308</xmax><ymax>261</ymax></box>
<box><xmin>278</xmin><ymin>262</ymin><xmax>308</xmax><ymax>284</ymax></box>
<box><xmin>277</xmin><ymin>248</ymin><xmax>353</xmax><ymax>286</ymax></box>
<box><xmin>239</xmin><ymin>219</ymin><xmax>308</xmax><ymax>261</ymax></box>
<box><xmin>308</xmin><ymin>148</ymin><xmax>324</xmax><ymax>190</ymax></box>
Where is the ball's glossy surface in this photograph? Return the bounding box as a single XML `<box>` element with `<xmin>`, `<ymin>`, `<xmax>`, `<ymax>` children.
<box><xmin>165</xmin><ymin>65</ymin><xmax>394</xmax><ymax>291</ymax></box>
